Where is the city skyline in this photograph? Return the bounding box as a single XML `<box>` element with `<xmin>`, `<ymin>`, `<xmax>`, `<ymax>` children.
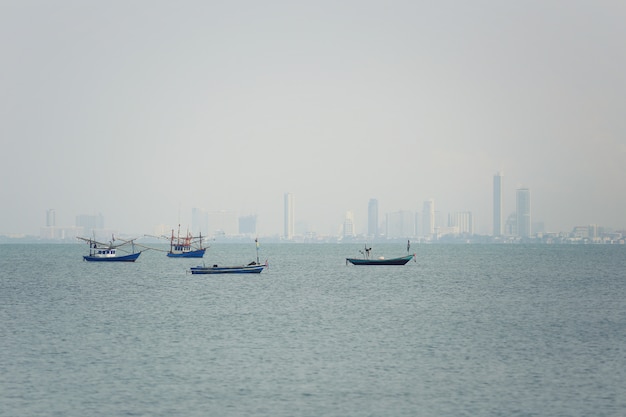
<box><xmin>2</xmin><ymin>2</ymin><xmax>625</xmax><ymax>237</ymax></box>
<box><xmin>27</xmin><ymin>175</ymin><xmax>624</xmax><ymax>241</ymax></box>
<box><xmin>10</xmin><ymin>166</ymin><xmax>624</xmax><ymax>238</ymax></box>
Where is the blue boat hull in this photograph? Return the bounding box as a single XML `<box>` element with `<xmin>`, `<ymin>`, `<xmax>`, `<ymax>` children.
<box><xmin>346</xmin><ymin>254</ymin><xmax>414</xmax><ymax>265</ymax></box>
<box><xmin>190</xmin><ymin>265</ymin><xmax>264</xmax><ymax>274</ymax></box>
<box><xmin>84</xmin><ymin>252</ymin><xmax>141</xmax><ymax>262</ymax></box>
<box><xmin>167</xmin><ymin>248</ymin><xmax>206</xmax><ymax>258</ymax></box>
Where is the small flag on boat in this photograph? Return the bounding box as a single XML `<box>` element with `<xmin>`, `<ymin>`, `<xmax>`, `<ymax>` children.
<box><xmin>255</xmin><ymin>238</ymin><xmax>259</xmax><ymax>248</ymax></box>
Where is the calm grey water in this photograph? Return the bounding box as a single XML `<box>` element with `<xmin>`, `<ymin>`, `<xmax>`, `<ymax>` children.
<box><xmin>1</xmin><ymin>243</ymin><xmax>625</xmax><ymax>416</ymax></box>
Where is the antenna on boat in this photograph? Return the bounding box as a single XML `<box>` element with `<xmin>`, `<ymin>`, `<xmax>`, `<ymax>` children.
<box><xmin>255</xmin><ymin>237</ymin><xmax>260</xmax><ymax>265</ymax></box>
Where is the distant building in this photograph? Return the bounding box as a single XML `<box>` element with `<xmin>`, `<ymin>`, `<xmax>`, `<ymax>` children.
<box><xmin>505</xmin><ymin>212</ymin><xmax>517</xmax><ymax>236</ymax></box>
<box><xmin>76</xmin><ymin>213</ymin><xmax>104</xmax><ymax>234</ymax></box>
<box><xmin>46</xmin><ymin>209</ymin><xmax>56</xmax><ymax>227</ymax></box>
<box><xmin>571</xmin><ymin>224</ymin><xmax>599</xmax><ymax>240</ymax></box>
<box><xmin>532</xmin><ymin>221</ymin><xmax>545</xmax><ymax>235</ymax></box>
<box><xmin>368</xmin><ymin>198</ymin><xmax>379</xmax><ymax>238</ymax></box>
<box><xmin>239</xmin><ymin>214</ymin><xmax>257</xmax><ymax>235</ymax></box>
<box><xmin>284</xmin><ymin>192</ymin><xmax>294</xmax><ymax>240</ymax></box>
<box><xmin>493</xmin><ymin>172</ymin><xmax>503</xmax><ymax>236</ymax></box>
<box><xmin>386</xmin><ymin>210</ymin><xmax>415</xmax><ymax>238</ymax></box>
<box><xmin>516</xmin><ymin>187</ymin><xmax>531</xmax><ymax>237</ymax></box>
<box><xmin>41</xmin><ymin>208</ymin><xmax>57</xmax><ymax>239</ymax></box>
<box><xmin>449</xmin><ymin>211</ymin><xmax>474</xmax><ymax>235</ymax></box>
<box><xmin>41</xmin><ymin>209</ymin><xmax>84</xmax><ymax>240</ymax></box>
<box><xmin>343</xmin><ymin>210</ymin><xmax>355</xmax><ymax>238</ymax></box>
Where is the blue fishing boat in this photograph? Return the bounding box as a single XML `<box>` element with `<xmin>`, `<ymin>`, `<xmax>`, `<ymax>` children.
<box><xmin>78</xmin><ymin>235</ymin><xmax>142</xmax><ymax>262</ymax></box>
<box><xmin>166</xmin><ymin>226</ymin><xmax>206</xmax><ymax>258</ymax></box>
<box><xmin>346</xmin><ymin>242</ymin><xmax>415</xmax><ymax>265</ymax></box>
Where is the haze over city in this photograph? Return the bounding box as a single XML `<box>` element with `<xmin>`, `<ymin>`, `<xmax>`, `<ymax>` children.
<box><xmin>2</xmin><ymin>1</ymin><xmax>625</xmax><ymax>237</ymax></box>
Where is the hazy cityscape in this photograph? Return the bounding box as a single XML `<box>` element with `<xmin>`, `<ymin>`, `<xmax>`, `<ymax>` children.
<box><xmin>2</xmin><ymin>3</ymin><xmax>625</xmax><ymax>245</ymax></box>
<box><xmin>3</xmin><ymin>172</ymin><xmax>623</xmax><ymax>245</ymax></box>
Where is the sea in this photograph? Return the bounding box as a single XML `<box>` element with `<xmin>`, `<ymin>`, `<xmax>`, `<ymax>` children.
<box><xmin>1</xmin><ymin>243</ymin><xmax>625</xmax><ymax>417</ymax></box>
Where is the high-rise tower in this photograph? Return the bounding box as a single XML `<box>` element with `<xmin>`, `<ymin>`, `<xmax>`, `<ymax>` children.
<box><xmin>343</xmin><ymin>210</ymin><xmax>355</xmax><ymax>238</ymax></box>
<box><xmin>368</xmin><ymin>198</ymin><xmax>379</xmax><ymax>238</ymax></box>
<box><xmin>516</xmin><ymin>187</ymin><xmax>531</xmax><ymax>237</ymax></box>
<box><xmin>284</xmin><ymin>192</ymin><xmax>294</xmax><ymax>240</ymax></box>
<box><xmin>493</xmin><ymin>172</ymin><xmax>503</xmax><ymax>236</ymax></box>
<box><xmin>46</xmin><ymin>209</ymin><xmax>56</xmax><ymax>228</ymax></box>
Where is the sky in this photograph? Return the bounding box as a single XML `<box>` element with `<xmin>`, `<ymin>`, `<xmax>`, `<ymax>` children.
<box><xmin>1</xmin><ymin>0</ymin><xmax>625</xmax><ymax>237</ymax></box>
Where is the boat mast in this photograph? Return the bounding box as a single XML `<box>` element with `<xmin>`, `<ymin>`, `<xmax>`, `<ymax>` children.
<box><xmin>170</xmin><ymin>227</ymin><xmax>176</xmax><ymax>253</ymax></box>
<box><xmin>255</xmin><ymin>237</ymin><xmax>260</xmax><ymax>264</ymax></box>
<box><xmin>90</xmin><ymin>231</ymin><xmax>96</xmax><ymax>256</ymax></box>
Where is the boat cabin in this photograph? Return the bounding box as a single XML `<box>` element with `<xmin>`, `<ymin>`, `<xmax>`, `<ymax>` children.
<box><xmin>92</xmin><ymin>248</ymin><xmax>117</xmax><ymax>257</ymax></box>
<box><xmin>172</xmin><ymin>244</ymin><xmax>192</xmax><ymax>254</ymax></box>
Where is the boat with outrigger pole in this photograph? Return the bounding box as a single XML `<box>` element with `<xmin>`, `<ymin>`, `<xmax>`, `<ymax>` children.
<box><xmin>146</xmin><ymin>225</ymin><xmax>207</xmax><ymax>258</ymax></box>
<box><xmin>78</xmin><ymin>234</ymin><xmax>143</xmax><ymax>262</ymax></box>
<box><xmin>190</xmin><ymin>238</ymin><xmax>267</xmax><ymax>275</ymax></box>
<box><xmin>167</xmin><ymin>225</ymin><xmax>206</xmax><ymax>258</ymax></box>
<box><xmin>346</xmin><ymin>240</ymin><xmax>416</xmax><ymax>265</ymax></box>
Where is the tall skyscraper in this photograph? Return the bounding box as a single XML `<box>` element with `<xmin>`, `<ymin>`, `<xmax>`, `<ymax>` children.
<box><xmin>422</xmin><ymin>199</ymin><xmax>435</xmax><ymax>237</ymax></box>
<box><xmin>46</xmin><ymin>209</ymin><xmax>56</xmax><ymax>227</ymax></box>
<box><xmin>516</xmin><ymin>187</ymin><xmax>531</xmax><ymax>237</ymax></box>
<box><xmin>368</xmin><ymin>198</ymin><xmax>379</xmax><ymax>237</ymax></box>
<box><xmin>284</xmin><ymin>192</ymin><xmax>294</xmax><ymax>240</ymax></box>
<box><xmin>493</xmin><ymin>172</ymin><xmax>503</xmax><ymax>236</ymax></box>
<box><xmin>343</xmin><ymin>210</ymin><xmax>355</xmax><ymax>238</ymax></box>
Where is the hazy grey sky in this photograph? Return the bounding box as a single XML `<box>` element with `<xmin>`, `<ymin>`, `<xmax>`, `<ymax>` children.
<box><xmin>2</xmin><ymin>0</ymin><xmax>625</xmax><ymax>236</ymax></box>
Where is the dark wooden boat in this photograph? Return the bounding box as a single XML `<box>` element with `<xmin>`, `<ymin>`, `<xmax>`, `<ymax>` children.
<box><xmin>346</xmin><ymin>242</ymin><xmax>415</xmax><ymax>265</ymax></box>
<box><xmin>190</xmin><ymin>238</ymin><xmax>266</xmax><ymax>274</ymax></box>
<box><xmin>346</xmin><ymin>254</ymin><xmax>414</xmax><ymax>265</ymax></box>
<box><xmin>190</xmin><ymin>263</ymin><xmax>265</xmax><ymax>274</ymax></box>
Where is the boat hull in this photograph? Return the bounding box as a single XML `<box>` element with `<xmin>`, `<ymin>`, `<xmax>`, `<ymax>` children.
<box><xmin>190</xmin><ymin>265</ymin><xmax>264</xmax><ymax>274</ymax></box>
<box><xmin>346</xmin><ymin>254</ymin><xmax>414</xmax><ymax>265</ymax></box>
<box><xmin>83</xmin><ymin>252</ymin><xmax>141</xmax><ymax>262</ymax></box>
<box><xmin>167</xmin><ymin>248</ymin><xmax>206</xmax><ymax>258</ymax></box>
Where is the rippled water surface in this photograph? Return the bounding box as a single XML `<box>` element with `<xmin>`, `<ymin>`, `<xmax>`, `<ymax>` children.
<box><xmin>1</xmin><ymin>243</ymin><xmax>625</xmax><ymax>416</ymax></box>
